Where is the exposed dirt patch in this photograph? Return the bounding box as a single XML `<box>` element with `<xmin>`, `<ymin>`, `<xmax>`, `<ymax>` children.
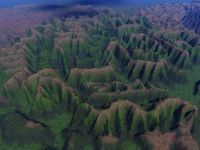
<box><xmin>143</xmin><ymin>131</ymin><xmax>176</xmax><ymax>150</ymax></box>
<box><xmin>99</xmin><ymin>136</ymin><xmax>119</xmax><ymax>145</ymax></box>
<box><xmin>25</xmin><ymin>121</ymin><xmax>41</xmax><ymax>128</ymax></box>
<box><xmin>175</xmin><ymin>134</ymin><xmax>199</xmax><ymax>150</ymax></box>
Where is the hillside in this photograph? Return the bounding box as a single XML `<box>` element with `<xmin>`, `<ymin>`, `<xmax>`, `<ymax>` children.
<box><xmin>0</xmin><ymin>4</ymin><xmax>98</xmax><ymax>48</ymax></box>
<box><xmin>182</xmin><ymin>0</ymin><xmax>200</xmax><ymax>34</ymax></box>
<box><xmin>0</xmin><ymin>3</ymin><xmax>200</xmax><ymax>150</ymax></box>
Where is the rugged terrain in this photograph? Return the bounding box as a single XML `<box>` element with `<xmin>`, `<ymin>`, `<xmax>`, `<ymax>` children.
<box><xmin>0</xmin><ymin>4</ymin><xmax>97</xmax><ymax>48</ymax></box>
<box><xmin>137</xmin><ymin>3</ymin><xmax>189</xmax><ymax>30</ymax></box>
<box><xmin>0</xmin><ymin>2</ymin><xmax>200</xmax><ymax>150</ymax></box>
<box><xmin>182</xmin><ymin>0</ymin><xmax>200</xmax><ymax>34</ymax></box>
<box><xmin>0</xmin><ymin>5</ymin><xmax>53</xmax><ymax>48</ymax></box>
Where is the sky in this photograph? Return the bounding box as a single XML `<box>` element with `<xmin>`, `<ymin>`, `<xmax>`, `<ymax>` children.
<box><xmin>0</xmin><ymin>0</ymin><xmax>192</xmax><ymax>8</ymax></box>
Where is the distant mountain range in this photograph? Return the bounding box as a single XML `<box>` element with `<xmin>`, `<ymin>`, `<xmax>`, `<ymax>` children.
<box><xmin>0</xmin><ymin>0</ymin><xmax>193</xmax><ymax>8</ymax></box>
<box><xmin>182</xmin><ymin>0</ymin><xmax>200</xmax><ymax>34</ymax></box>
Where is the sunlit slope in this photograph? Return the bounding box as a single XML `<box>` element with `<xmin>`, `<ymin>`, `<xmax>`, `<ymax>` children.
<box><xmin>0</xmin><ymin>7</ymin><xmax>199</xmax><ymax>150</ymax></box>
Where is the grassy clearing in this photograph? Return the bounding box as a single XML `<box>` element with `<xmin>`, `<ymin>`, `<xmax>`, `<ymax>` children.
<box><xmin>166</xmin><ymin>66</ymin><xmax>200</xmax><ymax>105</ymax></box>
<box><xmin>0</xmin><ymin>131</ymin><xmax>42</xmax><ymax>150</ymax></box>
<box><xmin>118</xmin><ymin>140</ymin><xmax>141</xmax><ymax>150</ymax></box>
<box><xmin>38</xmin><ymin>112</ymin><xmax>72</xmax><ymax>149</ymax></box>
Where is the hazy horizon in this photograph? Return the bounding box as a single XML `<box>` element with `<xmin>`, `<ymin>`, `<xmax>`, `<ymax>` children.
<box><xmin>0</xmin><ymin>0</ymin><xmax>192</xmax><ymax>8</ymax></box>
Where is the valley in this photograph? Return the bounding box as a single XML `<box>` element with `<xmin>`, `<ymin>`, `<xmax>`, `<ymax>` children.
<box><xmin>0</xmin><ymin>1</ymin><xmax>200</xmax><ymax>150</ymax></box>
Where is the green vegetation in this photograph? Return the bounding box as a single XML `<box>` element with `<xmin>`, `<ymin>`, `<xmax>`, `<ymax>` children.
<box><xmin>118</xmin><ymin>140</ymin><xmax>141</xmax><ymax>150</ymax></box>
<box><xmin>38</xmin><ymin>112</ymin><xmax>72</xmax><ymax>149</ymax></box>
<box><xmin>166</xmin><ymin>66</ymin><xmax>200</xmax><ymax>103</ymax></box>
<box><xmin>0</xmin><ymin>69</ymin><xmax>9</xmax><ymax>96</ymax></box>
<box><xmin>0</xmin><ymin>7</ymin><xmax>199</xmax><ymax>150</ymax></box>
<box><xmin>164</xmin><ymin>66</ymin><xmax>200</xmax><ymax>144</ymax></box>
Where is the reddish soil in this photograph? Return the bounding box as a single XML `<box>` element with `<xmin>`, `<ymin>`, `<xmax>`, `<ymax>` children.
<box><xmin>0</xmin><ymin>4</ymin><xmax>97</xmax><ymax>48</ymax></box>
<box><xmin>25</xmin><ymin>121</ymin><xmax>40</xmax><ymax>128</ymax></box>
<box><xmin>99</xmin><ymin>136</ymin><xmax>119</xmax><ymax>144</ymax></box>
<box><xmin>144</xmin><ymin>131</ymin><xmax>176</xmax><ymax>150</ymax></box>
<box><xmin>0</xmin><ymin>5</ymin><xmax>53</xmax><ymax>48</ymax></box>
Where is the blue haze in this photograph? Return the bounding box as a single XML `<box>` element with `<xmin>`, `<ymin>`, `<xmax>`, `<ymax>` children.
<box><xmin>0</xmin><ymin>0</ymin><xmax>192</xmax><ymax>8</ymax></box>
